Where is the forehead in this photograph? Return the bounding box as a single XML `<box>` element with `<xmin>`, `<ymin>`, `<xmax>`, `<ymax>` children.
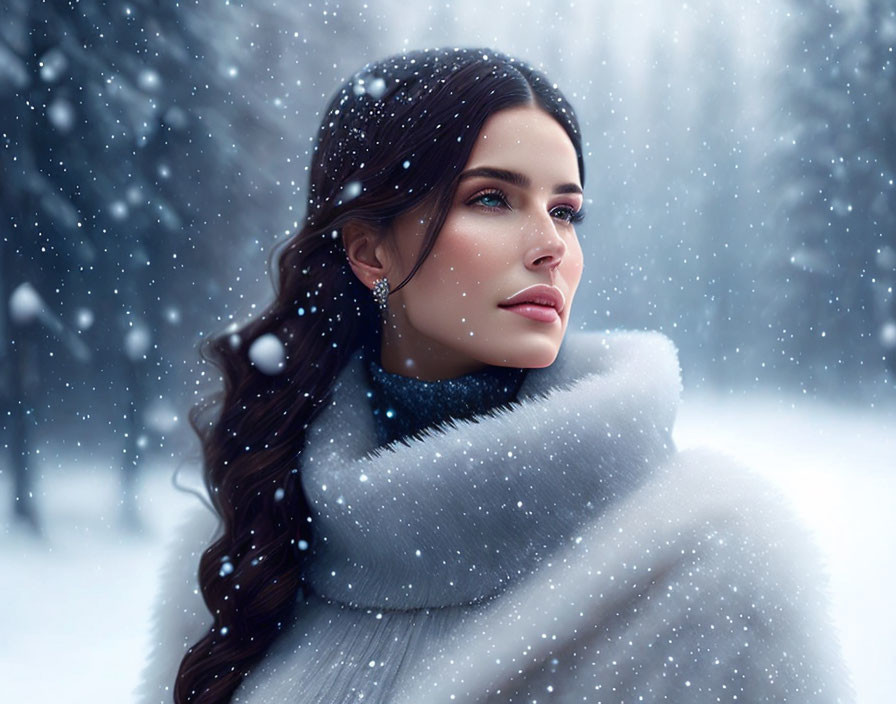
<box><xmin>464</xmin><ymin>106</ymin><xmax>580</xmax><ymax>187</ymax></box>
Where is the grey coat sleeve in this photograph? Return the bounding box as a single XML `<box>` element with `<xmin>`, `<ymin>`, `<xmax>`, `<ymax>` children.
<box><xmin>135</xmin><ymin>506</ymin><xmax>218</xmax><ymax>704</ymax></box>
<box><xmin>392</xmin><ymin>448</ymin><xmax>854</xmax><ymax>703</ymax></box>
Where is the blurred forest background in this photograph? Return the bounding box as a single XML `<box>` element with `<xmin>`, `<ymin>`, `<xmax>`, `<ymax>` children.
<box><xmin>0</xmin><ymin>0</ymin><xmax>893</xmax><ymax>530</ymax></box>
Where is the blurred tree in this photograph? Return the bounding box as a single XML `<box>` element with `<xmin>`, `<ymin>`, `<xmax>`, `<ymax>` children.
<box><xmin>0</xmin><ymin>0</ymin><xmax>382</xmax><ymax>529</ymax></box>
<box><xmin>690</xmin><ymin>21</ymin><xmax>751</xmax><ymax>386</ymax></box>
<box><xmin>0</xmin><ymin>0</ymin><xmax>282</xmax><ymax>528</ymax></box>
<box><xmin>857</xmin><ymin>3</ymin><xmax>896</xmax><ymax>382</ymax></box>
<box><xmin>773</xmin><ymin>0</ymin><xmax>894</xmax><ymax>397</ymax></box>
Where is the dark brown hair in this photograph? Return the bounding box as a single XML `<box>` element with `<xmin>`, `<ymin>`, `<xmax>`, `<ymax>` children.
<box><xmin>175</xmin><ymin>46</ymin><xmax>584</xmax><ymax>703</ymax></box>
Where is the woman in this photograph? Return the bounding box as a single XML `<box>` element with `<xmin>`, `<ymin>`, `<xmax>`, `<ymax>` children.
<box><xmin>139</xmin><ymin>48</ymin><xmax>850</xmax><ymax>703</ymax></box>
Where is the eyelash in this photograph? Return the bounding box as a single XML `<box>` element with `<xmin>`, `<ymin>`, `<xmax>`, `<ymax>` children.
<box><xmin>469</xmin><ymin>188</ymin><xmax>586</xmax><ymax>225</ymax></box>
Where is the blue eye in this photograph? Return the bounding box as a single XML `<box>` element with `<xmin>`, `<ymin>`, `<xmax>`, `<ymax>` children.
<box><xmin>552</xmin><ymin>206</ymin><xmax>586</xmax><ymax>224</ymax></box>
<box><xmin>470</xmin><ymin>189</ymin><xmax>508</xmax><ymax>210</ymax></box>
<box><xmin>468</xmin><ymin>188</ymin><xmax>585</xmax><ymax>225</ymax></box>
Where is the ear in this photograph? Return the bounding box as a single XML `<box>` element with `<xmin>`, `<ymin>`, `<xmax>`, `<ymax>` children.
<box><xmin>342</xmin><ymin>220</ymin><xmax>391</xmax><ymax>290</ymax></box>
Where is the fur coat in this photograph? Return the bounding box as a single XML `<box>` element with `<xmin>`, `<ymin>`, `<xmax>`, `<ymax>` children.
<box><xmin>137</xmin><ymin>330</ymin><xmax>851</xmax><ymax>703</ymax></box>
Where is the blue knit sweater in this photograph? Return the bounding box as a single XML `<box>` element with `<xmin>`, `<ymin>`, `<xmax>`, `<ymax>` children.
<box><xmin>363</xmin><ymin>346</ymin><xmax>528</xmax><ymax>447</ymax></box>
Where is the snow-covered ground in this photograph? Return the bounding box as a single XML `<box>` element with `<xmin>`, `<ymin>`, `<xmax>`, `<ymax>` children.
<box><xmin>1</xmin><ymin>392</ymin><xmax>893</xmax><ymax>703</ymax></box>
<box><xmin>0</xmin><ymin>458</ymin><xmax>201</xmax><ymax>704</ymax></box>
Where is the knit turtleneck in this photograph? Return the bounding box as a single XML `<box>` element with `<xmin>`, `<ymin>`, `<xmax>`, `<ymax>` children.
<box><xmin>363</xmin><ymin>347</ymin><xmax>529</xmax><ymax>448</ymax></box>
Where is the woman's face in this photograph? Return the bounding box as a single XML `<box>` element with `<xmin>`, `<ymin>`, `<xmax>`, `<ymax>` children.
<box><xmin>376</xmin><ymin>104</ymin><xmax>585</xmax><ymax>380</ymax></box>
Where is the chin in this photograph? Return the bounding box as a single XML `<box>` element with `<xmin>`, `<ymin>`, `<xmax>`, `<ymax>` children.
<box><xmin>487</xmin><ymin>336</ymin><xmax>562</xmax><ymax>369</ymax></box>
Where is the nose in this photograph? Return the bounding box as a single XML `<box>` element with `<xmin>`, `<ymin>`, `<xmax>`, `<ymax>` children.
<box><xmin>524</xmin><ymin>213</ymin><xmax>567</xmax><ymax>272</ymax></box>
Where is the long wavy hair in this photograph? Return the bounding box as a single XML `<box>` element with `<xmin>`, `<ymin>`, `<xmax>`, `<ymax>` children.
<box><xmin>175</xmin><ymin>46</ymin><xmax>585</xmax><ymax>703</ymax></box>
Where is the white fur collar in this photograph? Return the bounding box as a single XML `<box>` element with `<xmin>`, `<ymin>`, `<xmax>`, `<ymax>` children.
<box><xmin>300</xmin><ymin>329</ymin><xmax>682</xmax><ymax>609</ymax></box>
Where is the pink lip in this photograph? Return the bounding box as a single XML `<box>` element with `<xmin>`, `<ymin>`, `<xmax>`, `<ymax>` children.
<box><xmin>500</xmin><ymin>303</ymin><xmax>560</xmax><ymax>323</ymax></box>
<box><xmin>498</xmin><ymin>284</ymin><xmax>565</xmax><ymax>313</ymax></box>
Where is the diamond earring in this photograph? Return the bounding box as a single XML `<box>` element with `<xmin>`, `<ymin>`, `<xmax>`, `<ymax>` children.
<box><xmin>372</xmin><ymin>277</ymin><xmax>390</xmax><ymax>312</ymax></box>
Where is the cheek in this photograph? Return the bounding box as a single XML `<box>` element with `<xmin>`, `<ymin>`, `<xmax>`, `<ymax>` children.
<box><xmin>561</xmin><ymin>238</ymin><xmax>585</xmax><ymax>304</ymax></box>
<box><xmin>418</xmin><ymin>220</ymin><xmax>508</xmax><ymax>290</ymax></box>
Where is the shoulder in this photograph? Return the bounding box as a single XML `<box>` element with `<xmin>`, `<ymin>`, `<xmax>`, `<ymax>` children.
<box><xmin>662</xmin><ymin>448</ymin><xmax>820</xmax><ymax>544</ymax></box>
<box><xmin>637</xmin><ymin>447</ymin><xmax>829</xmax><ymax>578</ymax></box>
<box><xmin>640</xmin><ymin>449</ymin><xmax>848</xmax><ymax>668</ymax></box>
<box><xmin>622</xmin><ymin>449</ymin><xmax>852</xmax><ymax>698</ymax></box>
<box><xmin>135</xmin><ymin>505</ymin><xmax>219</xmax><ymax>704</ymax></box>
<box><xmin>393</xmin><ymin>448</ymin><xmax>853</xmax><ymax>703</ymax></box>
<box><xmin>566</xmin><ymin>446</ymin><xmax>837</xmax><ymax>608</ymax></box>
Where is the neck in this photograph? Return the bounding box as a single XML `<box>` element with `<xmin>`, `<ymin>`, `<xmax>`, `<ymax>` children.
<box><xmin>378</xmin><ymin>319</ymin><xmax>488</xmax><ymax>381</ymax></box>
<box><xmin>364</xmin><ymin>348</ymin><xmax>528</xmax><ymax>447</ymax></box>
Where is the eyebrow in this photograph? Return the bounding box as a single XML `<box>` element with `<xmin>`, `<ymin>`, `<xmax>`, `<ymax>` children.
<box><xmin>458</xmin><ymin>166</ymin><xmax>583</xmax><ymax>195</ymax></box>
